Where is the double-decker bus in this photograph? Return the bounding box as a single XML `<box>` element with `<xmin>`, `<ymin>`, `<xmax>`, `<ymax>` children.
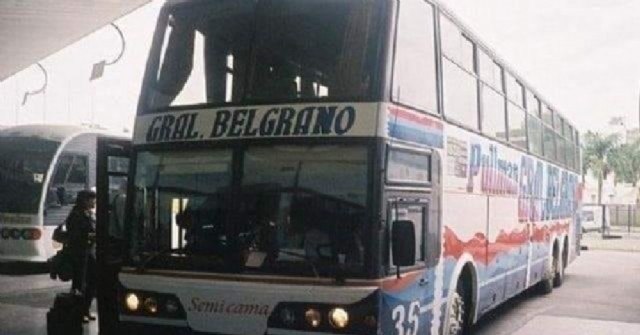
<box><xmin>0</xmin><ymin>125</ymin><xmax>125</xmax><ymax>263</ymax></box>
<box><xmin>106</xmin><ymin>0</ymin><xmax>582</xmax><ymax>334</ymax></box>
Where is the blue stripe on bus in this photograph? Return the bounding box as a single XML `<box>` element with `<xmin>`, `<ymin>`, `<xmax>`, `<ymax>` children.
<box><xmin>388</xmin><ymin>121</ymin><xmax>444</xmax><ymax>148</ymax></box>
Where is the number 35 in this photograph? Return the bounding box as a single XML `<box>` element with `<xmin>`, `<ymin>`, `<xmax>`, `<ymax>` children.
<box><xmin>392</xmin><ymin>301</ymin><xmax>420</xmax><ymax>335</ymax></box>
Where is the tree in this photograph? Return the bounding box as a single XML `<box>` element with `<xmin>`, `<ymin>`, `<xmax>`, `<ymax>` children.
<box><xmin>582</xmin><ymin>132</ymin><xmax>618</xmax><ymax>204</ymax></box>
<box><xmin>609</xmin><ymin>140</ymin><xmax>640</xmax><ymax>187</ymax></box>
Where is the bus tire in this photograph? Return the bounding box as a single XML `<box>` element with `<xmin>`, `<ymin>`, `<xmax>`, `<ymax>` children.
<box><xmin>538</xmin><ymin>253</ymin><xmax>555</xmax><ymax>294</ymax></box>
<box><xmin>553</xmin><ymin>253</ymin><xmax>564</xmax><ymax>287</ymax></box>
<box><xmin>554</xmin><ymin>240</ymin><xmax>567</xmax><ymax>287</ymax></box>
<box><xmin>447</xmin><ymin>279</ymin><xmax>471</xmax><ymax>335</ymax></box>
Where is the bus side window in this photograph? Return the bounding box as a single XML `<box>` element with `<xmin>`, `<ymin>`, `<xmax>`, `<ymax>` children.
<box><xmin>45</xmin><ymin>154</ymin><xmax>90</xmax><ymax>226</ymax></box>
<box><xmin>392</xmin><ymin>0</ymin><xmax>438</xmax><ymax>114</ymax></box>
<box><xmin>67</xmin><ymin>156</ymin><xmax>88</xmax><ymax>185</ymax></box>
<box><xmin>52</xmin><ymin>154</ymin><xmax>90</xmax><ymax>204</ymax></box>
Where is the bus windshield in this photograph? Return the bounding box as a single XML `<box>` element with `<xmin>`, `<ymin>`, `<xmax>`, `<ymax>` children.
<box><xmin>0</xmin><ymin>138</ymin><xmax>59</xmax><ymax>214</ymax></box>
<box><xmin>131</xmin><ymin>145</ymin><xmax>369</xmax><ymax>278</ymax></box>
<box><xmin>145</xmin><ymin>0</ymin><xmax>382</xmax><ymax>110</ymax></box>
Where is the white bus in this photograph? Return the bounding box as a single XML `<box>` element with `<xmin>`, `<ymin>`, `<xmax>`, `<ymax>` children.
<box><xmin>0</xmin><ymin>124</ymin><xmax>126</xmax><ymax>263</ymax></box>
<box><xmin>100</xmin><ymin>1</ymin><xmax>582</xmax><ymax>334</ymax></box>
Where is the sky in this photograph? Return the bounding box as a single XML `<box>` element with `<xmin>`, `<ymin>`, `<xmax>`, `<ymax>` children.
<box><xmin>0</xmin><ymin>0</ymin><xmax>639</xmax><ymax>134</ymax></box>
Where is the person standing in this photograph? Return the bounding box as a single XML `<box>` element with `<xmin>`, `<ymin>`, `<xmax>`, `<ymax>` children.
<box><xmin>66</xmin><ymin>190</ymin><xmax>97</xmax><ymax>323</ymax></box>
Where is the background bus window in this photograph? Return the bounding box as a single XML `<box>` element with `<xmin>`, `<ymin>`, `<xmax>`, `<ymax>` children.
<box><xmin>392</xmin><ymin>0</ymin><xmax>438</xmax><ymax>114</ymax></box>
<box><xmin>45</xmin><ymin>154</ymin><xmax>90</xmax><ymax>226</ymax></box>
<box><xmin>67</xmin><ymin>156</ymin><xmax>88</xmax><ymax>184</ymax></box>
<box><xmin>51</xmin><ymin>154</ymin><xmax>89</xmax><ymax>203</ymax></box>
<box><xmin>52</xmin><ymin>156</ymin><xmax>73</xmax><ymax>186</ymax></box>
<box><xmin>0</xmin><ymin>137</ymin><xmax>58</xmax><ymax>215</ymax></box>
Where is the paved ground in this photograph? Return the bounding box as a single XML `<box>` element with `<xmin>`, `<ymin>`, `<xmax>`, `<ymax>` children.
<box><xmin>473</xmin><ymin>250</ymin><xmax>640</xmax><ymax>335</ymax></box>
<box><xmin>582</xmin><ymin>229</ymin><xmax>640</xmax><ymax>252</ymax></box>
<box><xmin>0</xmin><ymin>264</ymin><xmax>97</xmax><ymax>335</ymax></box>
<box><xmin>0</xmin><ymin>250</ymin><xmax>638</xmax><ymax>335</ymax></box>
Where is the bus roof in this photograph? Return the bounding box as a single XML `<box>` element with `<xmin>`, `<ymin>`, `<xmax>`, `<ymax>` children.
<box><xmin>0</xmin><ymin>124</ymin><xmax>128</xmax><ymax>142</ymax></box>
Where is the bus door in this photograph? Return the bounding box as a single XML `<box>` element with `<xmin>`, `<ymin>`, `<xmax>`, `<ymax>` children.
<box><xmin>387</xmin><ymin>198</ymin><xmax>435</xmax><ymax>333</ymax></box>
<box><xmin>95</xmin><ymin>137</ymin><xmax>131</xmax><ymax>335</ymax></box>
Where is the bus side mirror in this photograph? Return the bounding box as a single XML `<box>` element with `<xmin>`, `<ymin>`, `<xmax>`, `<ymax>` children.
<box><xmin>392</xmin><ymin>220</ymin><xmax>416</xmax><ymax>273</ymax></box>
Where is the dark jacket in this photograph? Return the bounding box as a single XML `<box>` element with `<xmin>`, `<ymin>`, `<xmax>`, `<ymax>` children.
<box><xmin>66</xmin><ymin>206</ymin><xmax>96</xmax><ymax>260</ymax></box>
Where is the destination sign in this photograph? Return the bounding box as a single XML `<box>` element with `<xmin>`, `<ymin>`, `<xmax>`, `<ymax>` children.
<box><xmin>133</xmin><ymin>103</ymin><xmax>380</xmax><ymax>145</ymax></box>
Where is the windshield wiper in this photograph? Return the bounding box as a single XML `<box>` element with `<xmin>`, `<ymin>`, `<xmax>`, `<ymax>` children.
<box><xmin>277</xmin><ymin>250</ymin><xmax>320</xmax><ymax>278</ymax></box>
<box><xmin>137</xmin><ymin>247</ymin><xmax>187</xmax><ymax>273</ymax></box>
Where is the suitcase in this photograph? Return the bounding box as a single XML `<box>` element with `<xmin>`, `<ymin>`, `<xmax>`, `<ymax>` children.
<box><xmin>47</xmin><ymin>292</ymin><xmax>84</xmax><ymax>335</ymax></box>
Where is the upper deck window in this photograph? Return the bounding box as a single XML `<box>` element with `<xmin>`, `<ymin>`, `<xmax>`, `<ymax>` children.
<box><xmin>441</xmin><ymin>14</ymin><xmax>479</xmax><ymax>130</ymax></box>
<box><xmin>525</xmin><ymin>90</ymin><xmax>540</xmax><ymax>117</ymax></box>
<box><xmin>441</xmin><ymin>16</ymin><xmax>474</xmax><ymax>72</ymax></box>
<box><xmin>392</xmin><ymin>0</ymin><xmax>438</xmax><ymax>114</ymax></box>
<box><xmin>144</xmin><ymin>0</ymin><xmax>383</xmax><ymax>111</ymax></box>
<box><xmin>506</xmin><ymin>73</ymin><xmax>524</xmax><ymax>108</ymax></box>
<box><xmin>478</xmin><ymin>50</ymin><xmax>502</xmax><ymax>91</ymax></box>
<box><xmin>542</xmin><ymin>105</ymin><xmax>554</xmax><ymax>126</ymax></box>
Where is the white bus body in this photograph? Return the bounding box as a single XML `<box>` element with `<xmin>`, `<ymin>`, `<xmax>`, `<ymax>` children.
<box><xmin>0</xmin><ymin>125</ymin><xmax>126</xmax><ymax>263</ymax></box>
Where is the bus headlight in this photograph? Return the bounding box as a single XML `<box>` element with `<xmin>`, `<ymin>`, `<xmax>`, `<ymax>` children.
<box><xmin>144</xmin><ymin>297</ymin><xmax>159</xmax><ymax>314</ymax></box>
<box><xmin>125</xmin><ymin>293</ymin><xmax>140</xmax><ymax>311</ymax></box>
<box><xmin>305</xmin><ymin>308</ymin><xmax>321</xmax><ymax>328</ymax></box>
<box><xmin>328</xmin><ymin>307</ymin><xmax>349</xmax><ymax>329</ymax></box>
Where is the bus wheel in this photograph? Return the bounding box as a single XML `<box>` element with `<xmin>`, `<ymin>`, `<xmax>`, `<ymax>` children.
<box><xmin>538</xmin><ymin>255</ymin><xmax>555</xmax><ymax>294</ymax></box>
<box><xmin>553</xmin><ymin>249</ymin><xmax>565</xmax><ymax>287</ymax></box>
<box><xmin>448</xmin><ymin>281</ymin><xmax>469</xmax><ymax>335</ymax></box>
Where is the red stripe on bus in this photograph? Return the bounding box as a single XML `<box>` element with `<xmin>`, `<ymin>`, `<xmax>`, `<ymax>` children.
<box><xmin>444</xmin><ymin>222</ymin><xmax>570</xmax><ymax>265</ymax></box>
